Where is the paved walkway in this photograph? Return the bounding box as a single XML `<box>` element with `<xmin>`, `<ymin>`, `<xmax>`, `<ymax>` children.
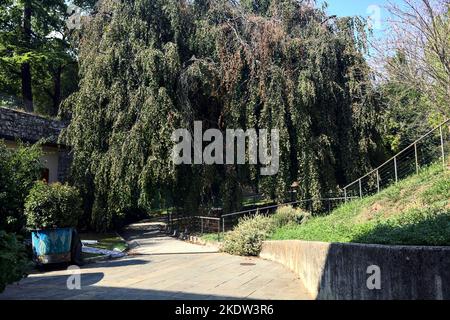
<box><xmin>1</xmin><ymin>220</ymin><xmax>312</xmax><ymax>300</ymax></box>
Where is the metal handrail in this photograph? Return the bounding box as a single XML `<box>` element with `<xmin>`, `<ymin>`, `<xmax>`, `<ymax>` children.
<box><xmin>171</xmin><ymin>196</ymin><xmax>361</xmax><ymax>237</ymax></box>
<box><xmin>195</xmin><ymin>216</ymin><xmax>221</xmax><ymax>221</ymax></box>
<box><xmin>343</xmin><ymin>118</ymin><xmax>449</xmax><ymax>197</ymax></box>
<box><xmin>221</xmin><ymin>196</ymin><xmax>356</xmax><ymax>218</ymax></box>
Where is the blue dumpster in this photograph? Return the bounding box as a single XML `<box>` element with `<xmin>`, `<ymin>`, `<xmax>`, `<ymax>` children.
<box><xmin>31</xmin><ymin>228</ymin><xmax>73</xmax><ymax>264</ymax></box>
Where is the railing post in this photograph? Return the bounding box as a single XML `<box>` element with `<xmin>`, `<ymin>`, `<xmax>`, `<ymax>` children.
<box><xmin>222</xmin><ymin>217</ymin><xmax>225</xmax><ymax>234</ymax></box>
<box><xmin>376</xmin><ymin>169</ymin><xmax>380</xmax><ymax>193</ymax></box>
<box><xmin>344</xmin><ymin>188</ymin><xmax>347</xmax><ymax>203</ymax></box>
<box><xmin>201</xmin><ymin>218</ymin><xmax>204</xmax><ymax>235</ymax></box>
<box><xmin>394</xmin><ymin>156</ymin><xmax>398</xmax><ymax>183</ymax></box>
<box><xmin>218</xmin><ymin>219</ymin><xmax>221</xmax><ymax>241</ymax></box>
<box><xmin>414</xmin><ymin>142</ymin><xmax>419</xmax><ymax>174</ymax></box>
<box><xmin>440</xmin><ymin>125</ymin><xmax>445</xmax><ymax>169</ymax></box>
<box><xmin>168</xmin><ymin>212</ymin><xmax>173</xmax><ymax>232</ymax></box>
<box><xmin>359</xmin><ymin>179</ymin><xmax>362</xmax><ymax>199</ymax></box>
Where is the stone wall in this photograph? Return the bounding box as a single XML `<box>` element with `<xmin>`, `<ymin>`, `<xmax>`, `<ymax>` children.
<box><xmin>260</xmin><ymin>240</ymin><xmax>450</xmax><ymax>300</ymax></box>
<box><xmin>0</xmin><ymin>107</ymin><xmax>67</xmax><ymax>145</ymax></box>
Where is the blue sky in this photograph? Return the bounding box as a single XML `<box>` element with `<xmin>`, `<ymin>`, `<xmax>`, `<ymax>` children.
<box><xmin>318</xmin><ymin>0</ymin><xmax>398</xmax><ymax>38</ymax></box>
<box><xmin>318</xmin><ymin>0</ymin><xmax>389</xmax><ymax>17</ymax></box>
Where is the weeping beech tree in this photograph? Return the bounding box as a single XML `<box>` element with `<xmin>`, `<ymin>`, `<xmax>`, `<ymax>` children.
<box><xmin>62</xmin><ymin>0</ymin><xmax>381</xmax><ymax>231</ymax></box>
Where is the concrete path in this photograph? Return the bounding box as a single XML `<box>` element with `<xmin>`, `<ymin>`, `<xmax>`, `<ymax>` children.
<box><xmin>0</xmin><ymin>220</ymin><xmax>312</xmax><ymax>300</ymax></box>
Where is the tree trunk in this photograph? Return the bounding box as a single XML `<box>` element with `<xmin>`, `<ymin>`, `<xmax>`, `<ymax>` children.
<box><xmin>21</xmin><ymin>63</ymin><xmax>33</xmax><ymax>112</ymax></box>
<box><xmin>52</xmin><ymin>66</ymin><xmax>62</xmax><ymax>116</ymax></box>
<box><xmin>21</xmin><ymin>0</ymin><xmax>33</xmax><ymax>112</ymax></box>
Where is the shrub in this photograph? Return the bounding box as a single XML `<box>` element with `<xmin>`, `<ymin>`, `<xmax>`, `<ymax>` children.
<box><xmin>0</xmin><ymin>141</ymin><xmax>42</xmax><ymax>233</ymax></box>
<box><xmin>272</xmin><ymin>206</ymin><xmax>311</xmax><ymax>228</ymax></box>
<box><xmin>222</xmin><ymin>215</ymin><xmax>275</xmax><ymax>256</ymax></box>
<box><xmin>0</xmin><ymin>231</ymin><xmax>30</xmax><ymax>293</ymax></box>
<box><xmin>25</xmin><ymin>181</ymin><xmax>83</xmax><ymax>229</ymax></box>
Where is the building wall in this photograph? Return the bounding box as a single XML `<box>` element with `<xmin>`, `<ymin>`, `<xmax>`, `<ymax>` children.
<box><xmin>41</xmin><ymin>146</ymin><xmax>60</xmax><ymax>184</ymax></box>
<box><xmin>3</xmin><ymin>141</ymin><xmax>61</xmax><ymax>184</ymax></box>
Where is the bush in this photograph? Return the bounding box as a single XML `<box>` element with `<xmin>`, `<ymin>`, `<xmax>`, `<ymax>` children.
<box><xmin>222</xmin><ymin>215</ymin><xmax>275</xmax><ymax>256</ymax></box>
<box><xmin>0</xmin><ymin>231</ymin><xmax>30</xmax><ymax>293</ymax></box>
<box><xmin>25</xmin><ymin>181</ymin><xmax>83</xmax><ymax>229</ymax></box>
<box><xmin>272</xmin><ymin>206</ymin><xmax>310</xmax><ymax>228</ymax></box>
<box><xmin>0</xmin><ymin>141</ymin><xmax>42</xmax><ymax>233</ymax></box>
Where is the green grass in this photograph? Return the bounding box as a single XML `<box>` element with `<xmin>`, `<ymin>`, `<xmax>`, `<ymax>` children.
<box><xmin>79</xmin><ymin>233</ymin><xmax>128</xmax><ymax>252</ymax></box>
<box><xmin>270</xmin><ymin>164</ymin><xmax>450</xmax><ymax>246</ymax></box>
<box><xmin>242</xmin><ymin>198</ymin><xmax>275</xmax><ymax>208</ymax></box>
<box><xmin>200</xmin><ymin>233</ymin><xmax>225</xmax><ymax>243</ymax></box>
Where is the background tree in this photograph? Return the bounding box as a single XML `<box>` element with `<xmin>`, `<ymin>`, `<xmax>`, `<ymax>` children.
<box><xmin>370</xmin><ymin>0</ymin><xmax>449</xmax><ymax>159</ymax></box>
<box><xmin>373</xmin><ymin>0</ymin><xmax>449</xmax><ymax>119</ymax></box>
<box><xmin>377</xmin><ymin>52</ymin><xmax>435</xmax><ymax>154</ymax></box>
<box><xmin>0</xmin><ymin>0</ymin><xmax>78</xmax><ymax>115</ymax></box>
<box><xmin>0</xmin><ymin>141</ymin><xmax>42</xmax><ymax>234</ymax></box>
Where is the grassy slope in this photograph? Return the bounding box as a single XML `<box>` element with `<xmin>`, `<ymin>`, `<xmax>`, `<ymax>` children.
<box><xmin>79</xmin><ymin>233</ymin><xmax>128</xmax><ymax>251</ymax></box>
<box><xmin>200</xmin><ymin>233</ymin><xmax>223</xmax><ymax>243</ymax></box>
<box><xmin>271</xmin><ymin>164</ymin><xmax>450</xmax><ymax>245</ymax></box>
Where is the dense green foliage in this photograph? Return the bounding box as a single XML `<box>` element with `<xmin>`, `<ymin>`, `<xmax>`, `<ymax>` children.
<box><xmin>0</xmin><ymin>141</ymin><xmax>42</xmax><ymax>233</ymax></box>
<box><xmin>0</xmin><ymin>231</ymin><xmax>29</xmax><ymax>293</ymax></box>
<box><xmin>222</xmin><ymin>214</ymin><xmax>274</xmax><ymax>256</ymax></box>
<box><xmin>0</xmin><ymin>0</ymin><xmax>79</xmax><ymax>115</ymax></box>
<box><xmin>271</xmin><ymin>164</ymin><xmax>450</xmax><ymax>245</ymax></box>
<box><xmin>222</xmin><ymin>205</ymin><xmax>310</xmax><ymax>256</ymax></box>
<box><xmin>62</xmin><ymin>0</ymin><xmax>381</xmax><ymax>231</ymax></box>
<box><xmin>0</xmin><ymin>142</ymin><xmax>40</xmax><ymax>291</ymax></box>
<box><xmin>378</xmin><ymin>52</ymin><xmax>446</xmax><ymax>155</ymax></box>
<box><xmin>25</xmin><ymin>181</ymin><xmax>83</xmax><ymax>229</ymax></box>
<box><xmin>380</xmin><ymin>90</ymin><xmax>430</xmax><ymax>154</ymax></box>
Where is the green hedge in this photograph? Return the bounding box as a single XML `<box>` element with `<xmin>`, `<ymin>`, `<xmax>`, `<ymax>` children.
<box><xmin>222</xmin><ymin>215</ymin><xmax>275</xmax><ymax>256</ymax></box>
<box><xmin>222</xmin><ymin>206</ymin><xmax>311</xmax><ymax>256</ymax></box>
<box><xmin>25</xmin><ymin>181</ymin><xmax>83</xmax><ymax>229</ymax></box>
<box><xmin>0</xmin><ymin>231</ymin><xmax>29</xmax><ymax>293</ymax></box>
<box><xmin>0</xmin><ymin>141</ymin><xmax>42</xmax><ymax>233</ymax></box>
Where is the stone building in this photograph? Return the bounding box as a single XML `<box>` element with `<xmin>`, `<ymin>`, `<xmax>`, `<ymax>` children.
<box><xmin>0</xmin><ymin>106</ymin><xmax>71</xmax><ymax>183</ymax></box>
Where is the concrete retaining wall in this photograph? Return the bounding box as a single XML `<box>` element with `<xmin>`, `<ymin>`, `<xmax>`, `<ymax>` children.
<box><xmin>260</xmin><ymin>240</ymin><xmax>450</xmax><ymax>300</ymax></box>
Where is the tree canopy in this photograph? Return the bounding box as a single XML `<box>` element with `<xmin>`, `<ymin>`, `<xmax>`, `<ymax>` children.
<box><xmin>373</xmin><ymin>0</ymin><xmax>449</xmax><ymax>157</ymax></box>
<box><xmin>0</xmin><ymin>0</ymin><xmax>78</xmax><ymax>115</ymax></box>
<box><xmin>62</xmin><ymin>0</ymin><xmax>382</xmax><ymax>231</ymax></box>
<box><xmin>374</xmin><ymin>0</ymin><xmax>449</xmax><ymax>120</ymax></box>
